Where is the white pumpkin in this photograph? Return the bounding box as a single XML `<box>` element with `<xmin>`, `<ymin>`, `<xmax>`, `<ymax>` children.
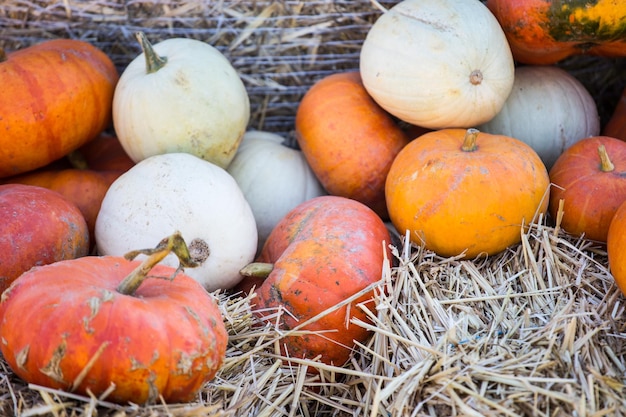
<box><xmin>478</xmin><ymin>66</ymin><xmax>600</xmax><ymax>169</ymax></box>
<box><xmin>227</xmin><ymin>130</ymin><xmax>326</xmax><ymax>251</ymax></box>
<box><xmin>359</xmin><ymin>0</ymin><xmax>515</xmax><ymax>129</ymax></box>
<box><xmin>112</xmin><ymin>33</ymin><xmax>250</xmax><ymax>169</ymax></box>
<box><xmin>95</xmin><ymin>152</ymin><xmax>257</xmax><ymax>291</ymax></box>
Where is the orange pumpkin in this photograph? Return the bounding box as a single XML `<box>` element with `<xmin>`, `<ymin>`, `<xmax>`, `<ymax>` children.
<box><xmin>0</xmin><ymin>39</ymin><xmax>119</xmax><ymax>178</ymax></box>
<box><xmin>486</xmin><ymin>0</ymin><xmax>626</xmax><ymax>65</ymax></box>
<box><xmin>604</xmin><ymin>86</ymin><xmax>626</xmax><ymax>141</ymax></box>
<box><xmin>0</xmin><ymin>232</ymin><xmax>228</xmax><ymax>404</ymax></box>
<box><xmin>4</xmin><ymin>169</ymin><xmax>120</xmax><ymax>244</ymax></box>
<box><xmin>253</xmin><ymin>195</ymin><xmax>391</xmax><ymax>366</ymax></box>
<box><xmin>385</xmin><ymin>128</ymin><xmax>550</xmax><ymax>258</ymax></box>
<box><xmin>0</xmin><ymin>184</ymin><xmax>89</xmax><ymax>293</ymax></box>
<box><xmin>549</xmin><ymin>136</ymin><xmax>626</xmax><ymax>242</ymax></box>
<box><xmin>295</xmin><ymin>71</ymin><xmax>410</xmax><ymax>219</ymax></box>
<box><xmin>607</xmin><ymin>202</ymin><xmax>626</xmax><ymax>296</ymax></box>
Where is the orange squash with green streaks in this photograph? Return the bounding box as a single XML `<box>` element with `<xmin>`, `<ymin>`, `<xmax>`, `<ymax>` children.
<box><xmin>0</xmin><ymin>39</ymin><xmax>119</xmax><ymax>177</ymax></box>
<box><xmin>254</xmin><ymin>195</ymin><xmax>391</xmax><ymax>367</ymax></box>
<box><xmin>487</xmin><ymin>0</ymin><xmax>626</xmax><ymax>64</ymax></box>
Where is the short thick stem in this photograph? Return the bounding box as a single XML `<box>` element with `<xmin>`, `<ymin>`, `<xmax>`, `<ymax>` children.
<box><xmin>598</xmin><ymin>145</ymin><xmax>615</xmax><ymax>172</ymax></box>
<box><xmin>117</xmin><ymin>231</ymin><xmax>198</xmax><ymax>295</ymax></box>
<box><xmin>240</xmin><ymin>262</ymin><xmax>274</xmax><ymax>279</ymax></box>
<box><xmin>0</xmin><ymin>48</ymin><xmax>6</xmax><ymax>63</ymax></box>
<box><xmin>461</xmin><ymin>128</ymin><xmax>480</xmax><ymax>152</ymax></box>
<box><xmin>136</xmin><ymin>31</ymin><xmax>167</xmax><ymax>74</ymax></box>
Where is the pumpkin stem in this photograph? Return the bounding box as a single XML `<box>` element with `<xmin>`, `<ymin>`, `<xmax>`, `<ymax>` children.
<box><xmin>117</xmin><ymin>231</ymin><xmax>198</xmax><ymax>295</ymax></box>
<box><xmin>135</xmin><ymin>31</ymin><xmax>167</xmax><ymax>74</ymax></box>
<box><xmin>598</xmin><ymin>145</ymin><xmax>615</xmax><ymax>172</ymax></box>
<box><xmin>240</xmin><ymin>262</ymin><xmax>274</xmax><ymax>278</ymax></box>
<box><xmin>461</xmin><ymin>128</ymin><xmax>480</xmax><ymax>152</ymax></box>
<box><xmin>0</xmin><ymin>47</ymin><xmax>7</xmax><ymax>63</ymax></box>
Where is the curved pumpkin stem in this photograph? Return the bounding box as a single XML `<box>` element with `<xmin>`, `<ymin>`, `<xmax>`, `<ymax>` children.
<box><xmin>239</xmin><ymin>262</ymin><xmax>274</xmax><ymax>278</ymax></box>
<box><xmin>461</xmin><ymin>128</ymin><xmax>480</xmax><ymax>152</ymax></box>
<box><xmin>118</xmin><ymin>231</ymin><xmax>198</xmax><ymax>295</ymax></box>
<box><xmin>598</xmin><ymin>145</ymin><xmax>615</xmax><ymax>172</ymax></box>
<box><xmin>135</xmin><ymin>31</ymin><xmax>167</xmax><ymax>74</ymax></box>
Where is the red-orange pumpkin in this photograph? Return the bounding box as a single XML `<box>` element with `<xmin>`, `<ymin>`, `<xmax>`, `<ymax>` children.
<box><xmin>295</xmin><ymin>71</ymin><xmax>410</xmax><ymax>219</ymax></box>
<box><xmin>549</xmin><ymin>136</ymin><xmax>626</xmax><ymax>242</ymax></box>
<box><xmin>74</xmin><ymin>133</ymin><xmax>136</xmax><ymax>172</ymax></box>
<box><xmin>0</xmin><ymin>232</ymin><xmax>228</xmax><ymax>405</ymax></box>
<box><xmin>3</xmin><ymin>169</ymin><xmax>120</xmax><ymax>244</ymax></box>
<box><xmin>604</xmin><ymin>86</ymin><xmax>626</xmax><ymax>141</ymax></box>
<box><xmin>0</xmin><ymin>39</ymin><xmax>119</xmax><ymax>178</ymax></box>
<box><xmin>253</xmin><ymin>195</ymin><xmax>391</xmax><ymax>366</ymax></box>
<box><xmin>486</xmin><ymin>0</ymin><xmax>626</xmax><ymax>65</ymax></box>
<box><xmin>0</xmin><ymin>184</ymin><xmax>89</xmax><ymax>293</ymax></box>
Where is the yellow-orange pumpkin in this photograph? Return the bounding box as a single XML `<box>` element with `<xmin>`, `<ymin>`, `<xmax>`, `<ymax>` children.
<box><xmin>385</xmin><ymin>129</ymin><xmax>550</xmax><ymax>258</ymax></box>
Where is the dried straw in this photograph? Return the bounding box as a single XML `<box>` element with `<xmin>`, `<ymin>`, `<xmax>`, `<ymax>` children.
<box><xmin>1</xmin><ymin>1</ymin><xmax>625</xmax><ymax>416</ymax></box>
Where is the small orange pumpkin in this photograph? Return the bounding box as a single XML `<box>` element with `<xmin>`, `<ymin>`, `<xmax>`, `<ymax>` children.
<box><xmin>549</xmin><ymin>136</ymin><xmax>626</xmax><ymax>242</ymax></box>
<box><xmin>607</xmin><ymin>202</ymin><xmax>626</xmax><ymax>296</ymax></box>
<box><xmin>0</xmin><ymin>39</ymin><xmax>119</xmax><ymax>178</ymax></box>
<box><xmin>295</xmin><ymin>71</ymin><xmax>410</xmax><ymax>219</ymax></box>
<box><xmin>385</xmin><ymin>128</ymin><xmax>550</xmax><ymax>258</ymax></box>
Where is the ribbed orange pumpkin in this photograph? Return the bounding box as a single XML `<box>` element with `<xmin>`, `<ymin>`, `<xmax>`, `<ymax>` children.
<box><xmin>604</xmin><ymin>87</ymin><xmax>626</xmax><ymax>141</ymax></box>
<box><xmin>0</xmin><ymin>39</ymin><xmax>119</xmax><ymax>177</ymax></box>
<box><xmin>385</xmin><ymin>129</ymin><xmax>550</xmax><ymax>258</ymax></box>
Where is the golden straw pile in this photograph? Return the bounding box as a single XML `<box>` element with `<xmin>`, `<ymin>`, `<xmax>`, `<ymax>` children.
<box><xmin>1</xmin><ymin>1</ymin><xmax>626</xmax><ymax>416</ymax></box>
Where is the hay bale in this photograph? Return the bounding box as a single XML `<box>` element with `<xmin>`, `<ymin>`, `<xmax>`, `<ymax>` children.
<box><xmin>1</xmin><ymin>2</ymin><xmax>625</xmax><ymax>416</ymax></box>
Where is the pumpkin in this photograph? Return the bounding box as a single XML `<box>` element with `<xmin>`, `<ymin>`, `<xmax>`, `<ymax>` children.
<box><xmin>113</xmin><ymin>32</ymin><xmax>250</xmax><ymax>169</ymax></box>
<box><xmin>549</xmin><ymin>136</ymin><xmax>626</xmax><ymax>242</ymax></box>
<box><xmin>0</xmin><ymin>184</ymin><xmax>89</xmax><ymax>293</ymax></box>
<box><xmin>604</xmin><ymin>86</ymin><xmax>626</xmax><ymax>141</ymax></box>
<box><xmin>0</xmin><ymin>232</ymin><xmax>228</xmax><ymax>405</ymax></box>
<box><xmin>294</xmin><ymin>71</ymin><xmax>410</xmax><ymax>219</ymax></box>
<box><xmin>607</xmin><ymin>201</ymin><xmax>626</xmax><ymax>296</ymax></box>
<box><xmin>0</xmin><ymin>39</ymin><xmax>118</xmax><ymax>178</ymax></box>
<box><xmin>74</xmin><ymin>133</ymin><xmax>136</xmax><ymax>172</ymax></box>
<box><xmin>226</xmin><ymin>130</ymin><xmax>326</xmax><ymax>251</ymax></box>
<box><xmin>95</xmin><ymin>152</ymin><xmax>257</xmax><ymax>291</ymax></box>
<box><xmin>486</xmin><ymin>0</ymin><xmax>626</xmax><ymax>65</ymax></box>
<box><xmin>252</xmin><ymin>195</ymin><xmax>391</xmax><ymax>366</ymax></box>
<box><xmin>359</xmin><ymin>0</ymin><xmax>515</xmax><ymax>129</ymax></box>
<box><xmin>385</xmin><ymin>128</ymin><xmax>550</xmax><ymax>258</ymax></box>
<box><xmin>478</xmin><ymin>66</ymin><xmax>600</xmax><ymax>170</ymax></box>
<box><xmin>3</xmin><ymin>169</ymin><xmax>119</xmax><ymax>244</ymax></box>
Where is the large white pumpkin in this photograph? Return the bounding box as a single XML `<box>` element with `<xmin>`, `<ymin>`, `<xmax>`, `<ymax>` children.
<box><xmin>359</xmin><ymin>0</ymin><xmax>515</xmax><ymax>129</ymax></box>
<box><xmin>113</xmin><ymin>33</ymin><xmax>250</xmax><ymax>169</ymax></box>
<box><xmin>227</xmin><ymin>130</ymin><xmax>326</xmax><ymax>251</ymax></box>
<box><xmin>478</xmin><ymin>66</ymin><xmax>600</xmax><ymax>169</ymax></box>
<box><xmin>95</xmin><ymin>152</ymin><xmax>257</xmax><ymax>291</ymax></box>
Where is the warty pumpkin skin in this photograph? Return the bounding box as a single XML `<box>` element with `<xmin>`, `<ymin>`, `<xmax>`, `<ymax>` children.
<box><xmin>0</xmin><ymin>39</ymin><xmax>119</xmax><ymax>178</ymax></box>
<box><xmin>254</xmin><ymin>195</ymin><xmax>391</xmax><ymax>367</ymax></box>
<box><xmin>0</xmin><ymin>184</ymin><xmax>90</xmax><ymax>293</ymax></box>
<box><xmin>295</xmin><ymin>71</ymin><xmax>410</xmax><ymax>219</ymax></box>
<box><xmin>385</xmin><ymin>129</ymin><xmax>550</xmax><ymax>258</ymax></box>
<box><xmin>487</xmin><ymin>0</ymin><xmax>626</xmax><ymax>65</ymax></box>
<box><xmin>549</xmin><ymin>136</ymin><xmax>626</xmax><ymax>242</ymax></box>
<box><xmin>0</xmin><ymin>233</ymin><xmax>228</xmax><ymax>405</ymax></box>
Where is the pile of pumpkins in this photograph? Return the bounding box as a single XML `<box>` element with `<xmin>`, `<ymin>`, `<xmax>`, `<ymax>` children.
<box><xmin>0</xmin><ymin>0</ymin><xmax>625</xmax><ymax>406</ymax></box>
